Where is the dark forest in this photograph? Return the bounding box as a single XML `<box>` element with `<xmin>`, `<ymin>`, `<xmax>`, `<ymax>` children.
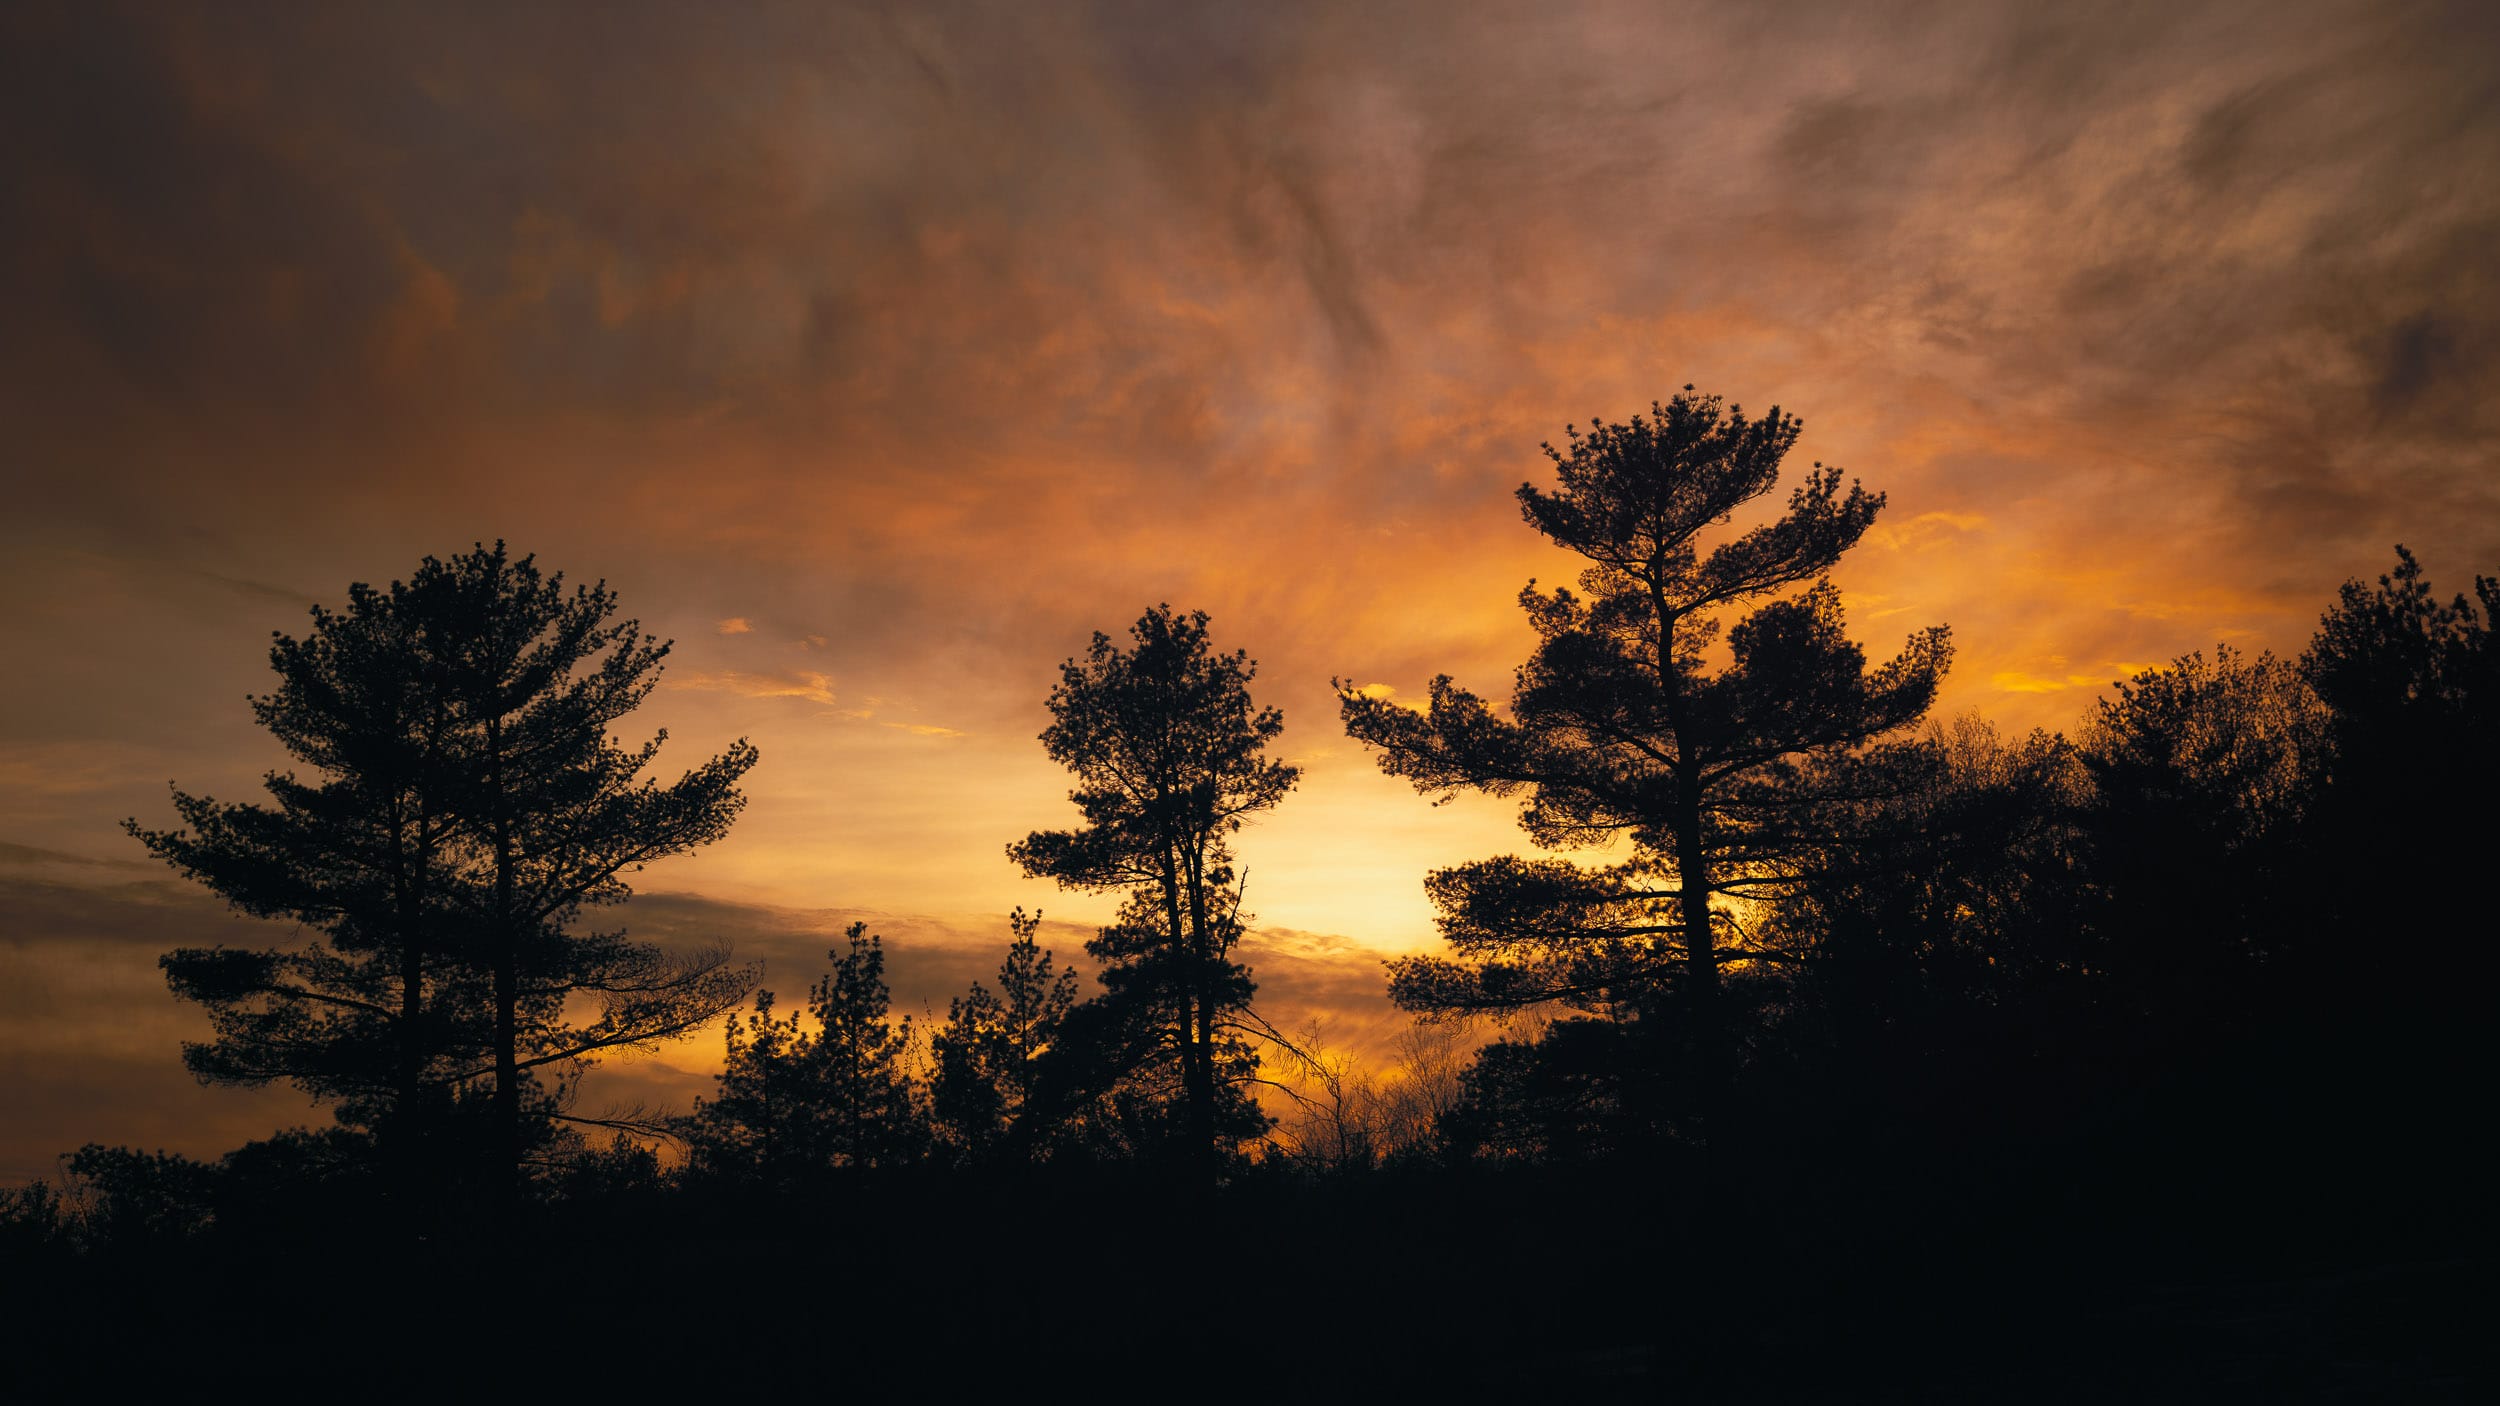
<box><xmin>5</xmin><ymin>390</ymin><xmax>2485</xmax><ymax>1399</ymax></box>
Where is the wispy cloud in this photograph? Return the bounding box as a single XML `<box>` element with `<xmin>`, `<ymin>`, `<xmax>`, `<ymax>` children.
<box><xmin>666</xmin><ymin>669</ymin><xmax>838</xmax><ymax>705</ymax></box>
<box><xmin>4</xmin><ymin>0</ymin><xmax>2496</xmax><ymax>1166</ymax></box>
<box><xmin>1871</xmin><ymin>511</ymin><xmax>1990</xmax><ymax>552</ymax></box>
<box><xmin>1991</xmin><ymin>669</ymin><xmax>2120</xmax><ymax>695</ymax></box>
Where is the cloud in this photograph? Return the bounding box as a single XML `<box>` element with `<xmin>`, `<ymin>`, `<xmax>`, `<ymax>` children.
<box><xmin>0</xmin><ymin>841</ymin><xmax>151</xmax><ymax>872</ymax></box>
<box><xmin>6</xmin><ymin>0</ymin><xmax>2499</xmax><ymax>1155</ymax></box>
<box><xmin>1871</xmin><ymin>511</ymin><xmax>1989</xmax><ymax>552</ymax></box>
<box><xmin>714</xmin><ymin>616</ymin><xmax>754</xmax><ymax>635</ymax></box>
<box><xmin>0</xmin><ymin>865</ymin><xmax>322</xmax><ymax>1181</ymax></box>
<box><xmin>664</xmin><ymin>669</ymin><xmax>839</xmax><ymax>705</ymax></box>
<box><xmin>1990</xmin><ymin>670</ymin><xmax>2121</xmax><ymax>696</ymax></box>
<box><xmin>0</xmin><ymin>870</ymin><xmax>1410</xmax><ymax>1179</ymax></box>
<box><xmin>619</xmin><ymin>890</ymin><xmax>1399</xmax><ymax>1037</ymax></box>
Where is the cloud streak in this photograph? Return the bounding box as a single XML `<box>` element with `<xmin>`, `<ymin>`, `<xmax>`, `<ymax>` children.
<box><xmin>0</xmin><ymin>864</ymin><xmax>1408</xmax><ymax>1177</ymax></box>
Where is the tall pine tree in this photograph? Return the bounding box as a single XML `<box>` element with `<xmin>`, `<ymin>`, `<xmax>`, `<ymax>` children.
<box><xmin>1009</xmin><ymin>605</ymin><xmax>1297</xmax><ymax>1179</ymax></box>
<box><xmin>1341</xmin><ymin>389</ymin><xmax>1950</xmax><ymax>1133</ymax></box>
<box><xmin>129</xmin><ymin>544</ymin><xmax>756</xmax><ymax>1205</ymax></box>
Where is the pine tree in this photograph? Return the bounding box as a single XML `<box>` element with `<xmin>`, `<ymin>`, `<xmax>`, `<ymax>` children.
<box><xmin>680</xmin><ymin>923</ymin><xmax>928</xmax><ymax>1184</ymax></box>
<box><xmin>405</xmin><ymin>544</ymin><xmax>757</xmax><ymax>1188</ymax></box>
<box><xmin>130</xmin><ymin>575</ymin><xmax>490</xmax><ymax>1208</ymax></box>
<box><xmin>1009</xmin><ymin>605</ymin><xmax>1298</xmax><ymax>1177</ymax></box>
<box><xmin>128</xmin><ymin>544</ymin><xmax>757</xmax><ymax>1203</ymax></box>
<box><xmin>932</xmin><ymin>909</ymin><xmax>1079</xmax><ymax>1164</ymax></box>
<box><xmin>1341</xmin><ymin>389</ymin><xmax>1951</xmax><ymax>1126</ymax></box>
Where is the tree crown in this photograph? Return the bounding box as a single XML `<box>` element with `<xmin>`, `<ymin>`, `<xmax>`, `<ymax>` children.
<box><xmin>1341</xmin><ymin>389</ymin><xmax>1950</xmax><ymax>1023</ymax></box>
<box><xmin>1010</xmin><ymin>604</ymin><xmax>1298</xmax><ymax>892</ymax></box>
<box><xmin>1522</xmin><ymin>388</ymin><xmax>1882</xmax><ymax>620</ymax></box>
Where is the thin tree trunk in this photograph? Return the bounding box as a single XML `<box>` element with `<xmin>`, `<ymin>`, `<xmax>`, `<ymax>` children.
<box><xmin>390</xmin><ymin>793</ymin><xmax>427</xmax><ymax>1240</ymax></box>
<box><xmin>1182</xmin><ymin>840</ymin><xmax>1220</xmax><ymax>1183</ymax></box>
<box><xmin>488</xmin><ymin>715</ymin><xmax>522</xmax><ymax>1203</ymax></box>
<box><xmin>1651</xmin><ymin>580</ymin><xmax>1723</xmax><ymax>1126</ymax></box>
<box><xmin>1671</xmin><ymin>774</ymin><xmax>1721</xmax><ymax>1101</ymax></box>
<box><xmin>1159</xmin><ymin>847</ymin><xmax>1214</xmax><ymax>1180</ymax></box>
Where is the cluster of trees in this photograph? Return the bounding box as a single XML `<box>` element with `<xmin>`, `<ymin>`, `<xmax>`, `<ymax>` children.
<box><xmin>10</xmin><ymin>391</ymin><xmax>2488</xmax><ymax>1288</ymax></box>
<box><xmin>18</xmin><ymin>574</ymin><xmax>1321</xmax><ymax>1232</ymax></box>
<box><xmin>591</xmin><ymin>605</ymin><xmax>1321</xmax><ymax>1189</ymax></box>
<box><xmin>1296</xmin><ymin>393</ymin><xmax>2490</xmax><ymax>1214</ymax></box>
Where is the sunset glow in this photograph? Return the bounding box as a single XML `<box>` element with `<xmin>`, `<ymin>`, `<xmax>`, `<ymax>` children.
<box><xmin>4</xmin><ymin>0</ymin><xmax>2495</xmax><ymax>1185</ymax></box>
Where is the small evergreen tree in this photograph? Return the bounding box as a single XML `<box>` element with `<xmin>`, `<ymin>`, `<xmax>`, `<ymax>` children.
<box><xmin>679</xmin><ymin>923</ymin><xmax>928</xmax><ymax>1185</ymax></box>
<box><xmin>931</xmin><ymin>908</ymin><xmax>1079</xmax><ymax>1164</ymax></box>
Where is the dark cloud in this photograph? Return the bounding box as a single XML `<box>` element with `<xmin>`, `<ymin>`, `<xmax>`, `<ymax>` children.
<box><xmin>0</xmin><ymin>842</ymin><xmax>152</xmax><ymax>871</ymax></box>
<box><xmin>0</xmin><ymin>1050</ymin><xmax>316</xmax><ymax>1184</ymax></box>
<box><xmin>616</xmin><ymin>890</ymin><xmax>1399</xmax><ymax>1038</ymax></box>
<box><xmin>0</xmin><ymin>871</ymin><xmax>1404</xmax><ymax>1179</ymax></box>
<box><xmin>0</xmin><ymin>865</ymin><xmax>297</xmax><ymax>1180</ymax></box>
<box><xmin>0</xmin><ymin>872</ymin><xmax>261</xmax><ymax>955</ymax></box>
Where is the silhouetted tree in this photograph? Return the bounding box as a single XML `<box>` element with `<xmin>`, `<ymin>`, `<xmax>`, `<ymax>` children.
<box><xmin>931</xmin><ymin>908</ymin><xmax>1079</xmax><ymax>1164</ymax></box>
<box><xmin>1735</xmin><ymin>716</ymin><xmax>2102</xmax><ymax>1179</ymax></box>
<box><xmin>1260</xmin><ymin>1018</ymin><xmax>1474</xmax><ymax>1174</ymax></box>
<box><xmin>56</xmin><ymin>1145</ymin><xmax>221</xmax><ymax>1246</ymax></box>
<box><xmin>2305</xmin><ymin>546</ymin><xmax>2498</xmax><ymax>743</ymax></box>
<box><xmin>2079</xmin><ymin>646</ymin><xmax>2328</xmax><ymax>1012</ymax></box>
<box><xmin>1439</xmin><ymin>1018</ymin><xmax>1636</xmax><ymax>1163</ymax></box>
<box><xmin>128</xmin><ymin>544</ymin><xmax>757</xmax><ymax>1205</ymax></box>
<box><xmin>2300</xmin><ymin>546</ymin><xmax>2497</xmax><ymax>1013</ymax></box>
<box><xmin>1010</xmin><ymin>605</ymin><xmax>1298</xmax><ymax>1178</ymax></box>
<box><xmin>678</xmin><ymin>923</ymin><xmax>928</xmax><ymax>1185</ymax></box>
<box><xmin>1341</xmin><ymin>388</ymin><xmax>1951</xmax><ymax>1133</ymax></box>
<box><xmin>412</xmin><ymin>545</ymin><xmax>757</xmax><ymax>1188</ymax></box>
<box><xmin>1777</xmin><ymin>716</ymin><xmax>2092</xmax><ymax>1010</ymax></box>
<box><xmin>1371</xmin><ymin>1019</ymin><xmax>1475</xmax><ymax>1162</ymax></box>
<box><xmin>127</xmin><ymin>572</ymin><xmax>496</xmax><ymax>1211</ymax></box>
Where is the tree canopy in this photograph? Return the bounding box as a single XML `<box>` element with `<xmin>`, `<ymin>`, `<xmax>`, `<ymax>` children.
<box><xmin>677</xmin><ymin>923</ymin><xmax>926</xmax><ymax>1186</ymax></box>
<box><xmin>26</xmin><ymin>522</ymin><xmax>2486</xmax><ymax>1400</ymax></box>
<box><xmin>1341</xmin><ymin>389</ymin><xmax>1951</xmax><ymax>1124</ymax></box>
<box><xmin>127</xmin><ymin>544</ymin><xmax>757</xmax><ymax>1208</ymax></box>
<box><xmin>1010</xmin><ymin>604</ymin><xmax>1298</xmax><ymax>1176</ymax></box>
<box><xmin>931</xmin><ymin>908</ymin><xmax>1081</xmax><ymax>1165</ymax></box>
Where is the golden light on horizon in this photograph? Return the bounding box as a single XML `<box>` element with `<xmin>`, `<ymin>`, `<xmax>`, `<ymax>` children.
<box><xmin>4</xmin><ymin>0</ymin><xmax>2495</xmax><ymax>1178</ymax></box>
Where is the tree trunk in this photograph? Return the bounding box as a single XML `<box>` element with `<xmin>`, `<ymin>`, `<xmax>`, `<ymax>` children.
<box><xmin>1652</xmin><ymin>583</ymin><xmax>1723</xmax><ymax>1130</ymax></box>
<box><xmin>1671</xmin><ymin>772</ymin><xmax>1721</xmax><ymax>1110</ymax></box>
<box><xmin>488</xmin><ymin>716</ymin><xmax>522</xmax><ymax>1204</ymax></box>
<box><xmin>390</xmin><ymin>794</ymin><xmax>427</xmax><ymax>1240</ymax></box>
<box><xmin>1159</xmin><ymin>847</ymin><xmax>1215</xmax><ymax>1182</ymax></box>
<box><xmin>1181</xmin><ymin>841</ymin><xmax>1220</xmax><ymax>1184</ymax></box>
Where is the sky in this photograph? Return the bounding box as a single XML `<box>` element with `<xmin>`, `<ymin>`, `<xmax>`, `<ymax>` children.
<box><xmin>3</xmin><ymin>0</ymin><xmax>2495</xmax><ymax>1180</ymax></box>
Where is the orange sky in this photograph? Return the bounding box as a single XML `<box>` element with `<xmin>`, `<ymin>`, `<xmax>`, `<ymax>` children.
<box><xmin>4</xmin><ymin>0</ymin><xmax>2496</xmax><ymax>1180</ymax></box>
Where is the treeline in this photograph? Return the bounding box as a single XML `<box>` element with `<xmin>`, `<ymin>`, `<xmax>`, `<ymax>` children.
<box><xmin>5</xmin><ymin>391</ymin><xmax>2485</xmax><ymax>1393</ymax></box>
